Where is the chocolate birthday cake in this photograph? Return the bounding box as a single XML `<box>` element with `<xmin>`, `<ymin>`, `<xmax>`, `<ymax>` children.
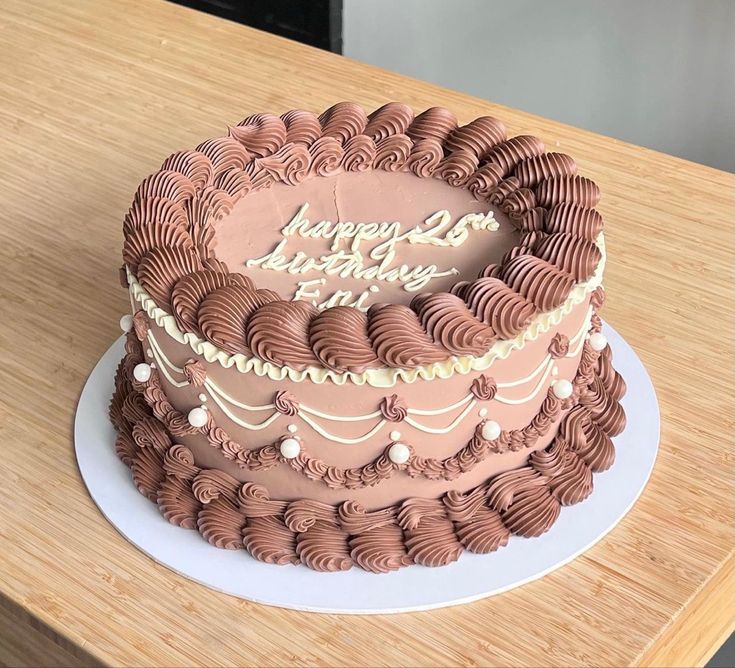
<box><xmin>111</xmin><ymin>102</ymin><xmax>626</xmax><ymax>572</ymax></box>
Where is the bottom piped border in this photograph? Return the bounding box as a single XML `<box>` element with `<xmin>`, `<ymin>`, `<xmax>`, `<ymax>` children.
<box><xmin>108</xmin><ymin>324</ymin><xmax>626</xmax><ymax>574</ymax></box>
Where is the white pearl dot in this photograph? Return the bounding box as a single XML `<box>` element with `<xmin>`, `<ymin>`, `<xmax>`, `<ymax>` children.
<box><xmin>553</xmin><ymin>379</ymin><xmax>574</xmax><ymax>399</ymax></box>
<box><xmin>146</xmin><ymin>349</ymin><xmax>153</xmax><ymax>358</ymax></box>
<box><xmin>133</xmin><ymin>363</ymin><xmax>152</xmax><ymax>382</ymax></box>
<box><xmin>119</xmin><ymin>314</ymin><xmax>133</xmax><ymax>332</ymax></box>
<box><xmin>187</xmin><ymin>407</ymin><xmax>208</xmax><ymax>428</ymax></box>
<box><xmin>368</xmin><ymin>285</ymin><xmax>379</xmax><ymax>293</ymax></box>
<box><xmin>552</xmin><ymin>366</ymin><xmax>559</xmax><ymax>376</ymax></box>
<box><xmin>478</xmin><ymin>408</ymin><xmax>488</xmax><ymax>417</ymax></box>
<box><xmin>388</xmin><ymin>442</ymin><xmax>410</xmax><ymax>464</ymax></box>
<box><xmin>589</xmin><ymin>332</ymin><xmax>608</xmax><ymax>351</ymax></box>
<box><xmin>287</xmin><ymin>424</ymin><xmax>298</xmax><ymax>434</ymax></box>
<box><xmin>389</xmin><ymin>430</ymin><xmax>401</xmax><ymax>441</ymax></box>
<box><xmin>481</xmin><ymin>420</ymin><xmax>501</xmax><ymax>441</ymax></box>
<box><xmin>280</xmin><ymin>437</ymin><xmax>301</xmax><ymax>459</ymax></box>
<box><xmin>198</xmin><ymin>393</ymin><xmax>207</xmax><ymax>402</ymax></box>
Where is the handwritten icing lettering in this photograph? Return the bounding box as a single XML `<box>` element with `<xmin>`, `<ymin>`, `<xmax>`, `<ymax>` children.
<box><xmin>246</xmin><ymin>202</ymin><xmax>499</xmax><ymax>304</ymax></box>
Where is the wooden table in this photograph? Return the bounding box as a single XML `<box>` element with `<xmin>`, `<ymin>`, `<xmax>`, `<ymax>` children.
<box><xmin>1</xmin><ymin>1</ymin><xmax>733</xmax><ymax>666</ymax></box>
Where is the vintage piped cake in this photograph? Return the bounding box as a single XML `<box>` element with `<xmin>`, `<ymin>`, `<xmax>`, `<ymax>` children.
<box><xmin>110</xmin><ymin>102</ymin><xmax>626</xmax><ymax>572</ymax></box>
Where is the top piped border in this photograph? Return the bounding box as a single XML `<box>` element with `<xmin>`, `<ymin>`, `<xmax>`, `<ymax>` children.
<box><xmin>121</xmin><ymin>102</ymin><xmax>606</xmax><ymax>375</ymax></box>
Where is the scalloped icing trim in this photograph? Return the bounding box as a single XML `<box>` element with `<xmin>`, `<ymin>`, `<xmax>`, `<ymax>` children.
<box><xmin>127</xmin><ymin>234</ymin><xmax>605</xmax><ymax>387</ymax></box>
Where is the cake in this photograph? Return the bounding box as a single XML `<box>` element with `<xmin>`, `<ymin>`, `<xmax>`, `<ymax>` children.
<box><xmin>110</xmin><ymin>102</ymin><xmax>627</xmax><ymax>573</ymax></box>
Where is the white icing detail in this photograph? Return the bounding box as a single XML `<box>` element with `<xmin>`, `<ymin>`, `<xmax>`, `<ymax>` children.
<box><xmin>494</xmin><ymin>362</ymin><xmax>555</xmax><ymax>406</ymax></box>
<box><xmin>481</xmin><ymin>420</ymin><xmax>501</xmax><ymax>441</ymax></box>
<box><xmin>388</xmin><ymin>442</ymin><xmax>410</xmax><ymax>464</ymax></box>
<box><xmin>126</xmin><ymin>233</ymin><xmax>605</xmax><ymax>388</ymax></box>
<box><xmin>198</xmin><ymin>393</ymin><xmax>207</xmax><ymax>402</ymax></box>
<box><xmin>403</xmin><ymin>400</ymin><xmax>477</xmax><ymax>435</ymax></box>
<box><xmin>552</xmin><ymin>379</ymin><xmax>574</xmax><ymax>400</ymax></box>
<box><xmin>589</xmin><ymin>332</ymin><xmax>608</xmax><ymax>351</ymax></box>
<box><xmin>299</xmin><ymin>405</ymin><xmax>382</xmax><ymax>422</ymax></box>
<box><xmin>146</xmin><ymin>349</ymin><xmax>153</xmax><ymax>358</ymax></box>
<box><xmin>406</xmin><ymin>393</ymin><xmax>473</xmax><ymax>416</ymax></box>
<box><xmin>279</xmin><ymin>438</ymin><xmax>301</xmax><ymax>459</ymax></box>
<box><xmin>245</xmin><ymin>203</ymin><xmax>498</xmax><ymax>297</ymax></box>
<box><xmin>296</xmin><ymin>412</ymin><xmax>388</xmax><ymax>445</ymax></box>
<box><xmin>389</xmin><ymin>430</ymin><xmax>401</xmax><ymax>441</ymax></box>
<box><xmin>206</xmin><ymin>389</ymin><xmax>282</xmax><ymax>431</ymax></box>
<box><xmin>133</xmin><ymin>363</ymin><xmax>152</xmax><ymax>382</ymax></box>
<box><xmin>553</xmin><ymin>366</ymin><xmax>559</xmax><ymax>376</ymax></box>
<box><xmin>478</xmin><ymin>408</ymin><xmax>488</xmax><ymax>417</ymax></box>
<box><xmin>204</xmin><ymin>381</ymin><xmax>275</xmax><ymax>411</ymax></box>
<box><xmin>287</xmin><ymin>424</ymin><xmax>298</xmax><ymax>434</ymax></box>
<box><xmin>187</xmin><ymin>407</ymin><xmax>208</xmax><ymax>428</ymax></box>
<box><xmin>120</xmin><ymin>314</ymin><xmax>133</xmax><ymax>332</ymax></box>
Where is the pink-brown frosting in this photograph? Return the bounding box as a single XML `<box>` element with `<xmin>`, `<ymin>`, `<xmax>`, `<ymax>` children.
<box><xmin>379</xmin><ymin>394</ymin><xmax>408</xmax><ymax>422</ymax></box>
<box><xmin>545</xmin><ymin>201</ymin><xmax>605</xmax><ymax>240</ymax></box>
<box><xmin>246</xmin><ymin>301</ymin><xmax>319</xmax><ymax>369</ymax></box>
<box><xmin>434</xmin><ymin>149</ymin><xmax>479</xmax><ymax>187</ymax></box>
<box><xmin>411</xmin><ymin>292</ymin><xmax>494</xmax><ymax>356</ymax></box>
<box><xmin>160</xmin><ymin>150</ymin><xmax>213</xmax><ymax>191</ymax></box>
<box><xmin>484</xmin><ymin>135</ymin><xmax>545</xmax><ymax>175</ymax></box>
<box><xmin>405</xmin><ymin>139</ymin><xmax>443</xmax><ymax>177</ymax></box>
<box><xmin>500</xmin><ymin>255</ymin><xmax>575</xmax><ymax>312</ymax></box>
<box><xmin>535</xmin><ymin>233</ymin><xmax>602</xmax><ymax>282</ymax></box>
<box><xmin>123</xmin><ymin>217</ymin><xmax>196</xmax><ymax>272</ymax></box>
<box><xmin>548</xmin><ymin>333</ymin><xmax>570</xmax><ymax>358</ymax></box>
<box><xmin>134</xmin><ymin>170</ymin><xmax>197</xmax><ymax>206</ymax></box>
<box><xmin>198</xmin><ymin>284</ymin><xmax>273</xmax><ymax>355</ymax></box>
<box><xmin>470</xmin><ymin>374</ymin><xmax>497</xmax><ymax>400</ymax></box>
<box><xmin>280</xmin><ymin>109</ymin><xmax>322</xmax><ymax>146</ymax></box>
<box><xmin>171</xmin><ymin>269</ymin><xmax>253</xmax><ymax>334</ymax></box>
<box><xmin>318</xmin><ymin>102</ymin><xmax>368</xmax><ymax>145</ymax></box>
<box><xmin>212</xmin><ymin>168</ymin><xmax>252</xmax><ymax>199</ymax></box>
<box><xmin>487</xmin><ymin>176</ymin><xmax>521</xmax><ymax>205</ymax></box>
<box><xmin>123</xmin><ymin>196</ymin><xmax>187</xmax><ymax>237</ymax></box>
<box><xmin>364</xmin><ymin>102</ymin><xmax>415</xmax><ymax>141</ymax></box>
<box><xmin>373</xmin><ymin>134</ymin><xmax>413</xmax><ymax>171</ymax></box>
<box><xmin>229</xmin><ymin>113</ymin><xmax>287</xmax><ymax>158</ymax></box>
<box><xmin>307</xmin><ymin>136</ymin><xmax>344</xmax><ymax>177</ymax></box>
<box><xmin>406</xmin><ymin>106</ymin><xmax>457</xmax><ymax>144</ymax></box>
<box><xmin>132</xmin><ymin>310</ymin><xmax>149</xmax><ymax>341</ymax></box>
<box><xmin>444</xmin><ymin>116</ymin><xmax>506</xmax><ymax>157</ymax></box>
<box><xmin>536</xmin><ymin>175</ymin><xmax>601</xmax><ymax>209</ymax></box>
<box><xmin>591</xmin><ymin>285</ymin><xmax>606</xmax><ymax>309</ymax></box>
<box><xmin>273</xmin><ymin>390</ymin><xmax>299</xmax><ymax>416</ymax></box>
<box><xmin>514</xmin><ymin>152</ymin><xmax>577</xmax><ymax>188</ymax></box>
<box><xmin>182</xmin><ymin>359</ymin><xmax>207</xmax><ymax>387</ymax></box>
<box><xmin>465</xmin><ymin>162</ymin><xmax>504</xmax><ymax>197</ymax></box>
<box><xmin>310</xmin><ymin>306</ymin><xmax>379</xmax><ymax>373</ymax></box>
<box><xmin>256</xmin><ymin>142</ymin><xmax>311</xmax><ymax>185</ymax></box>
<box><xmin>501</xmin><ymin>187</ymin><xmax>537</xmax><ymax>216</ymax></box>
<box><xmin>340</xmin><ymin>501</ymin><xmax>412</xmax><ymax>573</ymax></box>
<box><xmin>398</xmin><ymin>498</ymin><xmax>463</xmax><ymax>567</ymax></box>
<box><xmin>462</xmin><ymin>277</ymin><xmax>537</xmax><ymax>339</ymax></box>
<box><xmin>517</xmin><ymin>207</ymin><xmax>547</xmax><ymax>232</ymax></box>
<box><xmin>367</xmin><ymin>304</ymin><xmax>447</xmax><ymax>368</ymax></box>
<box><xmin>195</xmin><ymin>137</ymin><xmax>251</xmax><ymax>175</ymax></box>
<box><xmin>341</xmin><ymin>134</ymin><xmax>376</xmax><ymax>172</ymax></box>
<box><xmin>137</xmin><ymin>246</ymin><xmax>203</xmax><ymax>312</ymax></box>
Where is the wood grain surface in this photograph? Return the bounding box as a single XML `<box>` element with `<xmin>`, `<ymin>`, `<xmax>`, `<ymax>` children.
<box><xmin>1</xmin><ymin>0</ymin><xmax>733</xmax><ymax>666</ymax></box>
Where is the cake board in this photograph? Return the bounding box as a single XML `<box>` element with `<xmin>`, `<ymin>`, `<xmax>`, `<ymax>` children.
<box><xmin>75</xmin><ymin>321</ymin><xmax>659</xmax><ymax>614</ymax></box>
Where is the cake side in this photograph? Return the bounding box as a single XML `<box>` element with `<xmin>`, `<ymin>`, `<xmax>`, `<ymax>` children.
<box><xmin>110</xmin><ymin>305</ymin><xmax>626</xmax><ymax>572</ymax></box>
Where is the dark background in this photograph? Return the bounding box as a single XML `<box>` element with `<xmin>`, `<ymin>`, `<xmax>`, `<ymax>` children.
<box><xmin>171</xmin><ymin>0</ymin><xmax>343</xmax><ymax>52</ymax></box>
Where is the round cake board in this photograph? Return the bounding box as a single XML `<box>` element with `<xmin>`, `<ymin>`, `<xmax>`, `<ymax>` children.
<box><xmin>75</xmin><ymin>322</ymin><xmax>659</xmax><ymax>614</ymax></box>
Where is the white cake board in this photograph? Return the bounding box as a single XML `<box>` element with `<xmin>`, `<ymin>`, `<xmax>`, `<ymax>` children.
<box><xmin>75</xmin><ymin>322</ymin><xmax>658</xmax><ymax>614</ymax></box>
